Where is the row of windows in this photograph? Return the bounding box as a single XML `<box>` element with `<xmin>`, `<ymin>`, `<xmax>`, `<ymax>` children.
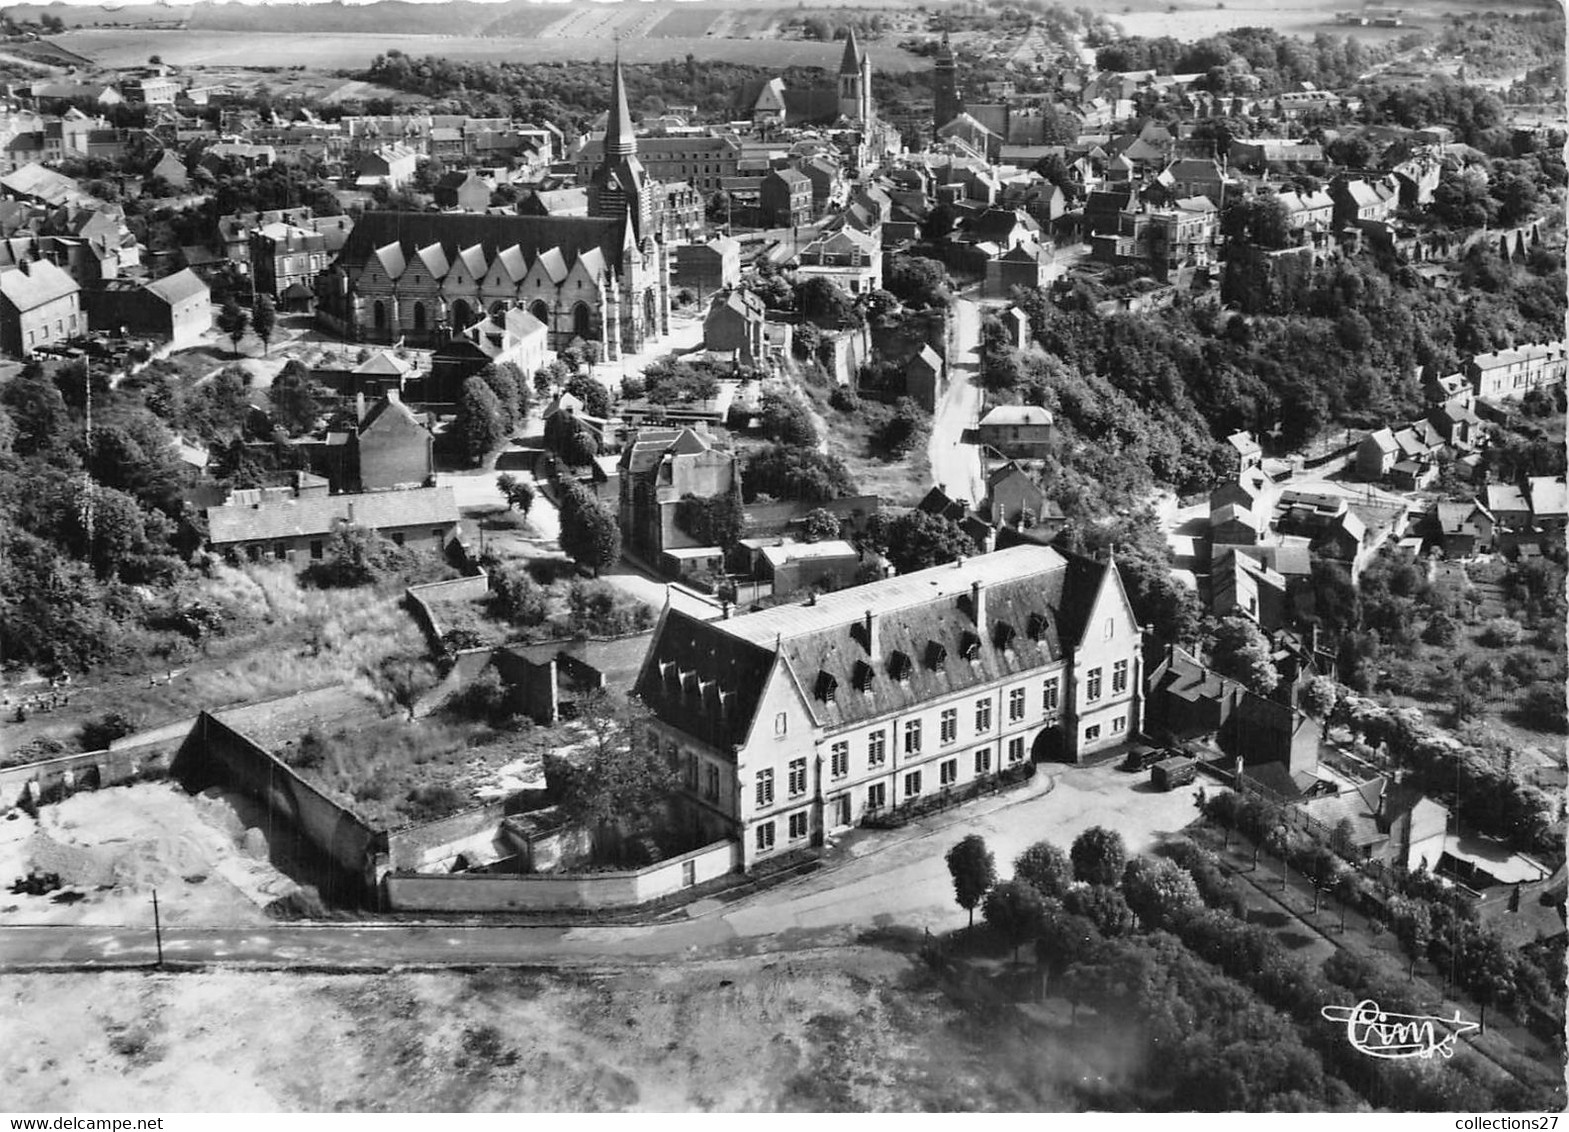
<box><xmin>755</xmin><ymin>810</ymin><xmax>809</xmax><ymax>852</ymax></box>
<box><xmin>755</xmin><ymin>757</ymin><xmax>810</xmax><ymax>809</ymax></box>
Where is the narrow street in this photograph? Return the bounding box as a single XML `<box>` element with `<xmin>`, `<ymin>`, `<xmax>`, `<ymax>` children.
<box><xmin>927</xmin><ymin>297</ymin><xmax>986</xmax><ymax>506</ymax></box>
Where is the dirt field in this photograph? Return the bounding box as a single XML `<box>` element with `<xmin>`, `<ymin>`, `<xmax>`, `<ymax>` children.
<box><xmin>0</xmin><ymin>783</ymin><xmax>297</xmax><ymax>929</ymax></box>
<box><xmin>52</xmin><ymin>29</ymin><xmax>931</xmax><ymax>72</ymax></box>
<box><xmin>0</xmin><ymin>950</ymin><xmax>1078</xmax><ymax>1112</ymax></box>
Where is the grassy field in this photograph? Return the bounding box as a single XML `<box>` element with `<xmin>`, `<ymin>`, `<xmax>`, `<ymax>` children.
<box><xmin>53</xmin><ymin>29</ymin><xmax>931</xmax><ymax>72</ymax></box>
<box><xmin>0</xmin><ymin>950</ymin><xmax>1089</xmax><ymax>1111</ymax></box>
<box><xmin>0</xmin><ymin>563</ymin><xmax>426</xmax><ymax>757</ymax></box>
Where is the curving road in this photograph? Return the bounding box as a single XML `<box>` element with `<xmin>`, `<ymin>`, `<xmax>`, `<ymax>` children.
<box><xmin>0</xmin><ymin>760</ymin><xmax>1208</xmax><ymax>971</ymax></box>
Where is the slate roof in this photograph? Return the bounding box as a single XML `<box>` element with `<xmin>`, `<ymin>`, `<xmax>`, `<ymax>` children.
<box><xmin>144</xmin><ymin>268</ymin><xmax>207</xmax><ymax>306</ymax></box>
<box><xmin>0</xmin><ymin>260</ymin><xmax>78</xmax><ymax>311</ymax></box>
<box><xmin>338</xmin><ymin>211</ymin><xmax>628</xmax><ymax>279</ymax></box>
<box><xmin>207</xmin><ymin>485</ymin><xmax>457</xmax><ymax>546</ymax></box>
<box><xmin>635</xmin><ymin>545</ymin><xmax>1107</xmax><ymax>749</ymax></box>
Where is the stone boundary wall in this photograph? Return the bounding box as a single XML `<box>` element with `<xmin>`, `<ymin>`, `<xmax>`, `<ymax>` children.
<box><xmin>386</xmin><ymin>798</ymin><xmax>536</xmax><ymax>873</ymax></box>
<box><xmin>383</xmin><ymin>838</ymin><xmax>741</xmax><ymax>912</ymax></box>
<box><xmin>172</xmin><ymin>712</ymin><xmax>386</xmax><ymax>903</ymax></box>
<box><xmin>405</xmin><ymin>571</ymin><xmax>490</xmax><ymax>654</ymax></box>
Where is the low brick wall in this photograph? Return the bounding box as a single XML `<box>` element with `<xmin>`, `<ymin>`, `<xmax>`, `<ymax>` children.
<box><xmin>386</xmin><ymin>800</ymin><xmax>512</xmax><ymax>872</ymax></box>
<box><xmin>383</xmin><ymin>838</ymin><xmax>741</xmax><ymax>912</ymax></box>
<box><xmin>406</xmin><ymin>572</ymin><xmax>490</xmax><ymax>654</ymax></box>
<box><xmin>0</xmin><ymin>745</ymin><xmax>168</xmax><ymax>810</ymax></box>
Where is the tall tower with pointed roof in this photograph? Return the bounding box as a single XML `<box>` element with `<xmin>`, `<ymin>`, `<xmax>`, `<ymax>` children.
<box><xmin>837</xmin><ymin>28</ymin><xmax>872</xmax><ymax>124</ymax></box>
<box><xmin>588</xmin><ymin>54</ymin><xmax>652</xmax><ymax>241</ymax></box>
<box><xmin>933</xmin><ymin>28</ymin><xmax>962</xmax><ymax>135</ymax></box>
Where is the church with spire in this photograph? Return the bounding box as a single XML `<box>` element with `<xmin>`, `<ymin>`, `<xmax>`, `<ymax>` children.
<box><xmin>315</xmin><ymin>55</ymin><xmax>671</xmax><ymax>364</ymax></box>
<box><xmin>745</xmin><ymin>28</ymin><xmax>902</xmax><ymax>171</ymax></box>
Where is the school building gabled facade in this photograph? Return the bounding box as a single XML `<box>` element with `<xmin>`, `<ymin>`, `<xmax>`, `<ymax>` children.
<box><xmin>634</xmin><ymin>545</ymin><xmax>1143</xmax><ymax>869</ymax></box>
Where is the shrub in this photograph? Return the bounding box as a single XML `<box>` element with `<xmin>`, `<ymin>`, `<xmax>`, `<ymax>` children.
<box><xmin>445</xmin><ymin>668</ymin><xmax>513</xmax><ymax>724</ymax></box>
<box><xmin>79</xmin><ymin>711</ymin><xmax>137</xmax><ymax>752</ymax></box>
<box><xmin>829</xmin><ymin>385</ymin><xmax>860</xmax><ymax>412</ymax></box>
<box><xmin>1480</xmin><ymin>617</ymin><xmax>1524</xmax><ymax>647</ymax></box>
<box><xmin>401</xmin><ymin>783</ymin><xmax>466</xmax><ymax>824</ymax></box>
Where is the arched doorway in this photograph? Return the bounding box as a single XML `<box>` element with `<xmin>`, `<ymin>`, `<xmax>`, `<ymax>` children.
<box><xmin>571</xmin><ymin>301</ymin><xmax>592</xmax><ymax>340</ymax></box>
<box><xmin>529</xmin><ymin>299</ymin><xmax>550</xmax><ymax>327</ymax></box>
<box><xmin>373</xmin><ymin>300</ymin><xmax>386</xmax><ymax>330</ymax></box>
<box><xmin>413</xmin><ymin>302</ymin><xmax>427</xmax><ymax>332</ymax></box>
<box><xmin>451</xmin><ymin>299</ymin><xmax>473</xmax><ymax>330</ymax></box>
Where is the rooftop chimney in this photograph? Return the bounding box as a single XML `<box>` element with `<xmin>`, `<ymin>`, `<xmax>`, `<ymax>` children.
<box><xmin>355</xmin><ymin>391</ymin><xmax>367</xmax><ymax>425</ymax></box>
<box><xmin>970</xmin><ymin>579</ymin><xmax>985</xmax><ymax>627</ymax></box>
<box><xmin>862</xmin><ymin>608</ymin><xmax>878</xmax><ymax>658</ymax></box>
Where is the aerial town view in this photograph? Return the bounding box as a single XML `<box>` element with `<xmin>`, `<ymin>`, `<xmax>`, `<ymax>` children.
<box><xmin>0</xmin><ymin>0</ymin><xmax>1563</xmax><ymax>1115</ymax></box>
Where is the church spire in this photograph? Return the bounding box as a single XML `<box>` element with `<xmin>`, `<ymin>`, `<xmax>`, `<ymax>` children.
<box><xmin>604</xmin><ymin>50</ymin><xmax>636</xmax><ymax>160</ymax></box>
<box><xmin>839</xmin><ymin>27</ymin><xmax>865</xmax><ymax>76</ymax></box>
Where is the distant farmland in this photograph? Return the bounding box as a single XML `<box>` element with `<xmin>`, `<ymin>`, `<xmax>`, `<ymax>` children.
<box><xmin>53</xmin><ymin>28</ymin><xmax>930</xmax><ymax>72</ymax></box>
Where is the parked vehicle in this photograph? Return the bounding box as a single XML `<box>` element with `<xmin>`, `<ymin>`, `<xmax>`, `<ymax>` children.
<box><xmin>1151</xmin><ymin>756</ymin><xmax>1198</xmax><ymax>791</ymax></box>
<box><xmin>1121</xmin><ymin>744</ymin><xmax>1164</xmax><ymax>771</ymax></box>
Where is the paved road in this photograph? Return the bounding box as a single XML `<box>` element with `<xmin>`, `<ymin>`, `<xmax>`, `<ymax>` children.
<box><xmin>0</xmin><ymin>760</ymin><xmax>1204</xmax><ymax>970</ymax></box>
<box><xmin>928</xmin><ymin>297</ymin><xmax>985</xmax><ymax>506</ymax></box>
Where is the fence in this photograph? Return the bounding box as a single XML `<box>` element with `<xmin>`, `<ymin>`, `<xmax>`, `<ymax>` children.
<box><xmin>382</xmin><ymin>837</ymin><xmax>741</xmax><ymax>912</ymax></box>
<box><xmin>861</xmin><ymin>763</ymin><xmax>1036</xmax><ymax>830</ymax></box>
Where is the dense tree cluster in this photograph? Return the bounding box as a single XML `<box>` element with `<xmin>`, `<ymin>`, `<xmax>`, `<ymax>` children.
<box><xmin>742</xmin><ymin>444</ymin><xmax>858</xmax><ymax>504</ymax></box>
<box><xmin>358</xmin><ymin>54</ymin><xmax>935</xmax><ymax>132</ymax></box>
<box><xmin>1096</xmin><ymin>28</ymin><xmax>1375</xmax><ymax>94</ymax></box>
<box><xmin>972</xmin><ymin>826</ymin><xmax>1557</xmax><ymax>1110</ymax></box>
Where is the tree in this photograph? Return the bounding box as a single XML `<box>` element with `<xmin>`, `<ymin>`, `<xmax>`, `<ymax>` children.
<box><xmin>495</xmin><ymin>472</ymin><xmax>534</xmax><ymax>516</ymax></box>
<box><xmin>1070</xmin><ymin>826</ymin><xmax>1127</xmax><ymax>887</ymax></box>
<box><xmin>758</xmin><ymin>388</ymin><xmax>818</xmax><ymax>448</ymax></box>
<box><xmin>1302</xmin><ymin>675</ymin><xmax>1338</xmax><ymax>720</ymax></box>
<box><xmin>795</xmin><ymin>276</ymin><xmax>860</xmax><ymax>329</ymax></box>
<box><xmin>546</xmin><ymin>690</ymin><xmax>675</xmax><ymax>862</ymax></box>
<box><xmin>884</xmin><ymin>510</ymin><xmax>972</xmax><ymax>574</ymax></box>
<box><xmin>1063</xmin><ymin>883</ymin><xmax>1136</xmax><ymax>937</ymax></box>
<box><xmin>946</xmin><ymin>834</ymin><xmax>997</xmax><ymax>928</ymax></box>
<box><xmin>268</xmin><ymin>361</ymin><xmax>326</xmax><ymax>436</ymax></box>
<box><xmin>479</xmin><ymin>362</ymin><xmax>525</xmax><ymax>432</ymax></box>
<box><xmin>742</xmin><ymin>444</ymin><xmax>857</xmax><ymax>503</ymax></box>
<box><xmin>1013</xmin><ymin>841</ymin><xmax>1074</xmax><ymax>899</ymax></box>
<box><xmin>1121</xmin><ymin>857</ymin><xmax>1202</xmax><ymax>931</ymax></box>
<box><xmin>250</xmin><ymin>296</ymin><xmax>276</xmax><ymax>356</ymax></box>
<box><xmin>564</xmin><ymin>374</ymin><xmax>612</xmax><ymax>418</ymax></box>
<box><xmin>490</xmin><ymin>563</ymin><xmax>548</xmax><ymax>625</ymax></box>
<box><xmin>305</xmin><ymin>523</ymin><xmax>410</xmax><ymax>588</ymax></box>
<box><xmin>674</xmin><ymin>491</ymin><xmax>745</xmax><ymax>548</ymax></box>
<box><xmin>216</xmin><ymin>298</ymin><xmax>249</xmax><ymax>356</ymax></box>
<box><xmin>455</xmin><ymin>375</ymin><xmax>508</xmax><ymax>465</ymax></box>
<box><xmin>558</xmin><ymin>483</ymin><xmax>621</xmax><ymax>576</ymax></box>
<box><xmin>801</xmin><ymin>508</ymin><xmax>841</xmax><ymax>543</ymax></box>
<box><xmin>1208</xmin><ymin>615</ymin><xmax>1279</xmax><ymax>695</ymax></box>
<box><xmin>884</xmin><ymin>254</ymin><xmax>951</xmax><ymax>308</ymax></box>
<box><xmin>983</xmin><ymin>879</ymin><xmax>1047</xmax><ymax>961</ymax></box>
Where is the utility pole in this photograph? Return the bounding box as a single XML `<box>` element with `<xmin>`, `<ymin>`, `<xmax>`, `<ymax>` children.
<box><xmin>151</xmin><ymin>888</ymin><xmax>164</xmax><ymax>968</ymax></box>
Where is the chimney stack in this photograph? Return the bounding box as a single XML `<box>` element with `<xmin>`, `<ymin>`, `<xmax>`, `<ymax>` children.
<box><xmin>355</xmin><ymin>391</ymin><xmax>367</xmax><ymax>425</ymax></box>
<box><xmin>863</xmin><ymin>608</ymin><xmax>878</xmax><ymax>658</ymax></box>
<box><xmin>970</xmin><ymin>579</ymin><xmax>985</xmax><ymax>627</ymax></box>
